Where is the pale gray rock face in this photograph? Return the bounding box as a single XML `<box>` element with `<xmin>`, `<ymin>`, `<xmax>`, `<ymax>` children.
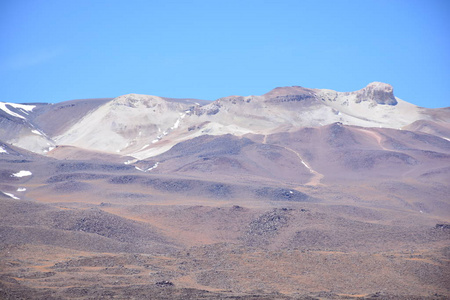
<box><xmin>355</xmin><ymin>82</ymin><xmax>397</xmax><ymax>105</ymax></box>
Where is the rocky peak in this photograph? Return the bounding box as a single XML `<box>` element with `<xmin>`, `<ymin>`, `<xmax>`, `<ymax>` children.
<box><xmin>111</xmin><ymin>94</ymin><xmax>165</xmax><ymax>108</ymax></box>
<box><xmin>263</xmin><ymin>86</ymin><xmax>314</xmax><ymax>98</ymax></box>
<box><xmin>263</xmin><ymin>86</ymin><xmax>316</xmax><ymax>104</ymax></box>
<box><xmin>355</xmin><ymin>82</ymin><xmax>397</xmax><ymax>105</ymax></box>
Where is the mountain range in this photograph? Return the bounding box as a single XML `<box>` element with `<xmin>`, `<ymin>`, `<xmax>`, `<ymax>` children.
<box><xmin>0</xmin><ymin>82</ymin><xmax>449</xmax><ymax>299</ymax></box>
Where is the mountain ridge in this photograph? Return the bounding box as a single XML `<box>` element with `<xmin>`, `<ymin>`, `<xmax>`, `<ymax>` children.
<box><xmin>2</xmin><ymin>82</ymin><xmax>447</xmax><ymax>158</ymax></box>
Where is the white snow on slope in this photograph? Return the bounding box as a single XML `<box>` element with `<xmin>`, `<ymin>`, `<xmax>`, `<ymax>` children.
<box><xmin>11</xmin><ymin>170</ymin><xmax>32</xmax><ymax>177</ymax></box>
<box><xmin>0</xmin><ymin>146</ymin><xmax>7</xmax><ymax>154</ymax></box>
<box><xmin>133</xmin><ymin>162</ymin><xmax>159</xmax><ymax>172</ymax></box>
<box><xmin>149</xmin><ymin>113</ymin><xmax>187</xmax><ymax>145</ymax></box>
<box><xmin>0</xmin><ymin>102</ymin><xmax>36</xmax><ymax>119</ymax></box>
<box><xmin>31</xmin><ymin>129</ymin><xmax>43</xmax><ymax>136</ymax></box>
<box><xmin>300</xmin><ymin>160</ymin><xmax>313</xmax><ymax>172</ymax></box>
<box><xmin>2</xmin><ymin>192</ymin><xmax>20</xmax><ymax>200</ymax></box>
<box><xmin>172</xmin><ymin>119</ymin><xmax>181</xmax><ymax>129</ymax></box>
<box><xmin>147</xmin><ymin>162</ymin><xmax>159</xmax><ymax>171</ymax></box>
<box><xmin>9</xmin><ymin>103</ymin><xmax>36</xmax><ymax>112</ymax></box>
<box><xmin>124</xmin><ymin>159</ymin><xmax>137</xmax><ymax>165</ymax></box>
<box><xmin>171</xmin><ymin>113</ymin><xmax>185</xmax><ymax>130</ymax></box>
<box><xmin>152</xmin><ymin>131</ymin><xmax>169</xmax><ymax>144</ymax></box>
<box><xmin>43</xmin><ymin>147</ymin><xmax>52</xmax><ymax>153</ymax></box>
<box><xmin>17</xmin><ymin>188</ymin><xmax>27</xmax><ymax>192</ymax></box>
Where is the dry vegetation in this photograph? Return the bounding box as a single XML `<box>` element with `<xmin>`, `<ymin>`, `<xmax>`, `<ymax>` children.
<box><xmin>1</xmin><ymin>85</ymin><xmax>449</xmax><ymax>299</ymax></box>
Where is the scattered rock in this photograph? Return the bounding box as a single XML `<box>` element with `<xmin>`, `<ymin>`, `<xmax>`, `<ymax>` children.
<box><xmin>255</xmin><ymin>187</ymin><xmax>314</xmax><ymax>202</ymax></box>
<box><xmin>155</xmin><ymin>280</ymin><xmax>174</xmax><ymax>286</ymax></box>
<box><xmin>435</xmin><ymin>224</ymin><xmax>450</xmax><ymax>230</ymax></box>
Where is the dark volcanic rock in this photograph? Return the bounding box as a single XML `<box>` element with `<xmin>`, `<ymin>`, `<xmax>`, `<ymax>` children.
<box><xmin>343</xmin><ymin>150</ymin><xmax>417</xmax><ymax>170</ymax></box>
<box><xmin>435</xmin><ymin>224</ymin><xmax>450</xmax><ymax>230</ymax></box>
<box><xmin>109</xmin><ymin>175</ymin><xmax>144</xmax><ymax>184</ymax></box>
<box><xmin>47</xmin><ymin>173</ymin><xmax>109</xmax><ymax>183</ymax></box>
<box><xmin>55</xmin><ymin>161</ymin><xmax>132</xmax><ymax>173</ymax></box>
<box><xmin>255</xmin><ymin>187</ymin><xmax>314</xmax><ymax>202</ymax></box>
<box><xmin>144</xmin><ymin>178</ymin><xmax>195</xmax><ymax>192</ymax></box>
<box><xmin>207</xmin><ymin>183</ymin><xmax>232</xmax><ymax>198</ymax></box>
<box><xmin>155</xmin><ymin>280</ymin><xmax>174</xmax><ymax>286</ymax></box>
<box><xmin>244</xmin><ymin>209</ymin><xmax>291</xmax><ymax>247</ymax></box>
<box><xmin>52</xmin><ymin>180</ymin><xmax>92</xmax><ymax>193</ymax></box>
<box><xmin>49</xmin><ymin>208</ymin><xmax>164</xmax><ymax>244</ymax></box>
<box><xmin>326</xmin><ymin>122</ymin><xmax>359</xmax><ymax>147</ymax></box>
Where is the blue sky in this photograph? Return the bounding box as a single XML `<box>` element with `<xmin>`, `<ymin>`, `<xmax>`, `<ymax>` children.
<box><xmin>1</xmin><ymin>0</ymin><xmax>449</xmax><ymax>108</ymax></box>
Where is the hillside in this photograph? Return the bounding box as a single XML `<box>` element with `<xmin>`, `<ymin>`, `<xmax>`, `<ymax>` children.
<box><xmin>0</xmin><ymin>83</ymin><xmax>449</xmax><ymax>299</ymax></box>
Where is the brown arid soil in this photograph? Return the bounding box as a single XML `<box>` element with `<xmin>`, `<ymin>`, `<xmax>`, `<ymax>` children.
<box><xmin>0</xmin><ymin>146</ymin><xmax>449</xmax><ymax>299</ymax></box>
<box><xmin>1</xmin><ymin>85</ymin><xmax>449</xmax><ymax>299</ymax></box>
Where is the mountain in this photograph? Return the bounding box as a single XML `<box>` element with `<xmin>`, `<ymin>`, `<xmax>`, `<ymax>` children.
<box><xmin>2</xmin><ymin>82</ymin><xmax>448</xmax><ymax>158</ymax></box>
<box><xmin>1</xmin><ymin>83</ymin><xmax>449</xmax><ymax>299</ymax></box>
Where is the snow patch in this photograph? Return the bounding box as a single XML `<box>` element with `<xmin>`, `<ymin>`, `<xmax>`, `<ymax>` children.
<box><xmin>147</xmin><ymin>162</ymin><xmax>159</xmax><ymax>171</ymax></box>
<box><xmin>0</xmin><ymin>102</ymin><xmax>36</xmax><ymax>119</ymax></box>
<box><xmin>169</xmin><ymin>113</ymin><xmax>186</xmax><ymax>131</ymax></box>
<box><xmin>124</xmin><ymin>159</ymin><xmax>137</xmax><ymax>165</ymax></box>
<box><xmin>300</xmin><ymin>160</ymin><xmax>314</xmax><ymax>173</ymax></box>
<box><xmin>9</xmin><ymin>103</ymin><xmax>36</xmax><ymax>112</ymax></box>
<box><xmin>11</xmin><ymin>170</ymin><xmax>32</xmax><ymax>177</ymax></box>
<box><xmin>0</xmin><ymin>146</ymin><xmax>8</xmax><ymax>154</ymax></box>
<box><xmin>152</xmin><ymin>130</ymin><xmax>170</xmax><ymax>144</ymax></box>
<box><xmin>31</xmin><ymin>129</ymin><xmax>43</xmax><ymax>136</ymax></box>
<box><xmin>172</xmin><ymin>119</ymin><xmax>180</xmax><ymax>129</ymax></box>
<box><xmin>2</xmin><ymin>192</ymin><xmax>20</xmax><ymax>200</ymax></box>
<box><xmin>0</xmin><ymin>103</ymin><xmax>25</xmax><ymax>119</ymax></box>
<box><xmin>134</xmin><ymin>162</ymin><xmax>159</xmax><ymax>172</ymax></box>
<box><xmin>17</xmin><ymin>188</ymin><xmax>26</xmax><ymax>192</ymax></box>
<box><xmin>171</xmin><ymin>115</ymin><xmax>184</xmax><ymax>130</ymax></box>
<box><xmin>43</xmin><ymin>146</ymin><xmax>55</xmax><ymax>153</ymax></box>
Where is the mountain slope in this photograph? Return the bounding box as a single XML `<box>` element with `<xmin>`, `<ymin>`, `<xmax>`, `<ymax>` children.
<box><xmin>0</xmin><ymin>102</ymin><xmax>54</xmax><ymax>153</ymax></box>
<box><xmin>1</xmin><ymin>83</ymin><xmax>450</xmax><ymax>299</ymax></box>
<box><xmin>5</xmin><ymin>82</ymin><xmax>443</xmax><ymax>160</ymax></box>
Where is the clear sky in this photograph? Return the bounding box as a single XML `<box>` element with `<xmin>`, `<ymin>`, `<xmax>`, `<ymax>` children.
<box><xmin>1</xmin><ymin>0</ymin><xmax>449</xmax><ymax>108</ymax></box>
